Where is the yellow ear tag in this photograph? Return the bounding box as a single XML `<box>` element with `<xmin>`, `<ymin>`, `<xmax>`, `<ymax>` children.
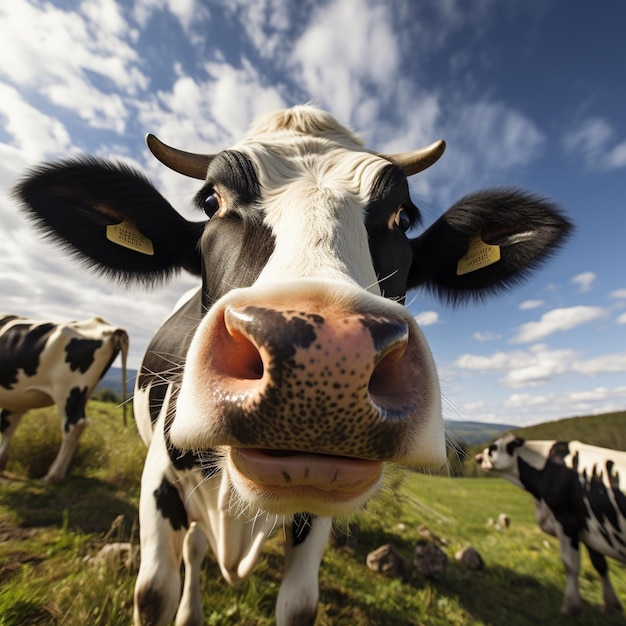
<box><xmin>106</xmin><ymin>221</ymin><xmax>154</xmax><ymax>256</ymax></box>
<box><xmin>456</xmin><ymin>234</ymin><xmax>501</xmax><ymax>276</ymax></box>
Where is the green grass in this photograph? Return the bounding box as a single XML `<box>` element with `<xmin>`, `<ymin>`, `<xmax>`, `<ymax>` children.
<box><xmin>2</xmin><ymin>403</ymin><xmax>626</xmax><ymax>624</ymax></box>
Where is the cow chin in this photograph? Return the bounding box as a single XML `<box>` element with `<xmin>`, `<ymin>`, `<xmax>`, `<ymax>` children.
<box><xmin>225</xmin><ymin>447</ymin><xmax>383</xmax><ymax>516</ymax></box>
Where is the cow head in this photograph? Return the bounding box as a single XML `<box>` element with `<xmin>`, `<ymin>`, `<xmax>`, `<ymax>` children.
<box><xmin>14</xmin><ymin>106</ymin><xmax>571</xmax><ymax>516</ymax></box>
<box><xmin>476</xmin><ymin>433</ymin><xmax>526</xmax><ymax>476</ymax></box>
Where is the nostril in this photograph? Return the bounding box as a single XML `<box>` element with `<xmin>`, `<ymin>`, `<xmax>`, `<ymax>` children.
<box><xmin>368</xmin><ymin>342</ymin><xmax>411</xmax><ymax>415</ymax></box>
<box><xmin>221</xmin><ymin>308</ymin><xmax>264</xmax><ymax>381</ymax></box>
<box><xmin>225</xmin><ymin>329</ymin><xmax>264</xmax><ymax>380</ymax></box>
<box><xmin>362</xmin><ymin>318</ymin><xmax>413</xmax><ymax>417</ymax></box>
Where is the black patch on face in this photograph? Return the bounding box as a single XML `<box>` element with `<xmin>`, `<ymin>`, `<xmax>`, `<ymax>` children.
<box><xmin>191</xmin><ymin>150</ymin><xmax>274</xmax><ymax>307</ymax></box>
<box><xmin>0</xmin><ymin>322</ymin><xmax>56</xmax><ymax>389</ymax></box>
<box><xmin>64</xmin><ymin>338</ymin><xmax>103</xmax><ymax>373</ymax></box>
<box><xmin>292</xmin><ymin>512</ymin><xmax>314</xmax><ymax>547</ymax></box>
<box><xmin>365</xmin><ymin>165</ymin><xmax>420</xmax><ymax>302</ymax></box>
<box><xmin>154</xmin><ymin>478</ymin><xmax>188</xmax><ymax>531</ymax></box>
<box><xmin>64</xmin><ymin>386</ymin><xmax>88</xmax><ymax>430</ymax></box>
<box><xmin>506</xmin><ymin>436</ymin><xmax>524</xmax><ymax>457</ymax></box>
<box><xmin>194</xmin><ymin>150</ymin><xmax>261</xmax><ymax>209</ymax></box>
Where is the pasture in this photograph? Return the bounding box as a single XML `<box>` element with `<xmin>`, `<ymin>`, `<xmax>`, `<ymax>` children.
<box><xmin>2</xmin><ymin>402</ymin><xmax>626</xmax><ymax>625</ymax></box>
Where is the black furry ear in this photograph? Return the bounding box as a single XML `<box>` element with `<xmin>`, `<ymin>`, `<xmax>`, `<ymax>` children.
<box><xmin>408</xmin><ymin>188</ymin><xmax>573</xmax><ymax>304</ymax></box>
<box><xmin>13</xmin><ymin>158</ymin><xmax>205</xmax><ymax>284</ymax></box>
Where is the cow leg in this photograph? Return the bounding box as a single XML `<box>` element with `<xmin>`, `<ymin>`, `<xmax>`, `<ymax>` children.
<box><xmin>44</xmin><ymin>417</ymin><xmax>87</xmax><ymax>483</ymax></box>
<box><xmin>175</xmin><ymin>522</ymin><xmax>208</xmax><ymax>626</ymax></box>
<box><xmin>276</xmin><ymin>514</ymin><xmax>332</xmax><ymax>626</ymax></box>
<box><xmin>556</xmin><ymin>530</ymin><xmax>582</xmax><ymax>615</ymax></box>
<box><xmin>0</xmin><ymin>409</ymin><xmax>25</xmax><ymax>470</ymax></box>
<box><xmin>134</xmin><ymin>442</ymin><xmax>187</xmax><ymax>626</ymax></box>
<box><xmin>44</xmin><ymin>389</ymin><xmax>92</xmax><ymax>483</ymax></box>
<box><xmin>587</xmin><ymin>546</ymin><xmax>622</xmax><ymax>614</ymax></box>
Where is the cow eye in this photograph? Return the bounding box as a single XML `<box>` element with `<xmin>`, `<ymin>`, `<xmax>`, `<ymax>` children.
<box><xmin>394</xmin><ymin>208</ymin><xmax>412</xmax><ymax>233</ymax></box>
<box><xmin>204</xmin><ymin>190</ymin><xmax>222</xmax><ymax>218</ymax></box>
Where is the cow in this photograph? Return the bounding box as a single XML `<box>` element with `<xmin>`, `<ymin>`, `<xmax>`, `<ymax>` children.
<box><xmin>476</xmin><ymin>434</ymin><xmax>626</xmax><ymax>615</ymax></box>
<box><xmin>13</xmin><ymin>105</ymin><xmax>572</xmax><ymax>625</ymax></box>
<box><xmin>0</xmin><ymin>314</ymin><xmax>129</xmax><ymax>482</ymax></box>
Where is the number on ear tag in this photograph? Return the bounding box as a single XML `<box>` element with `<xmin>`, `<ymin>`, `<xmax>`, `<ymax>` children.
<box><xmin>456</xmin><ymin>234</ymin><xmax>500</xmax><ymax>276</ymax></box>
<box><xmin>106</xmin><ymin>221</ymin><xmax>154</xmax><ymax>256</ymax></box>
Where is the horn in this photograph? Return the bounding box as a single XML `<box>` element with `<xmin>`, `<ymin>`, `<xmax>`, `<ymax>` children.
<box><xmin>145</xmin><ymin>134</ymin><xmax>214</xmax><ymax>180</ymax></box>
<box><xmin>381</xmin><ymin>139</ymin><xmax>446</xmax><ymax>176</ymax></box>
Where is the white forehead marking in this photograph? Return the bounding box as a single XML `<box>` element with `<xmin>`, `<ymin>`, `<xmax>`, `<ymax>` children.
<box><xmin>234</xmin><ymin>109</ymin><xmax>390</xmax><ymax>293</ymax></box>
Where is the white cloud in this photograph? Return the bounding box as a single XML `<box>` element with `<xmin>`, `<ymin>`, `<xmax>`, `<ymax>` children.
<box><xmin>451</xmin><ymin>101</ymin><xmax>544</xmax><ymax>171</ymax></box>
<box><xmin>501</xmin><ymin>386</ymin><xmax>626</xmax><ymax>425</ymax></box>
<box><xmin>0</xmin><ymin>82</ymin><xmax>71</xmax><ymax>162</ymax></box>
<box><xmin>562</xmin><ymin>117</ymin><xmax>626</xmax><ymax>171</ymax></box>
<box><xmin>0</xmin><ymin>0</ymin><xmax>147</xmax><ymax>133</ymax></box>
<box><xmin>610</xmin><ymin>289</ymin><xmax>626</xmax><ymax>299</ymax></box>
<box><xmin>618</xmin><ymin>312</ymin><xmax>626</xmax><ymax>325</ymax></box>
<box><xmin>415</xmin><ymin>311</ymin><xmax>439</xmax><ymax>327</ymax></box>
<box><xmin>455</xmin><ymin>343</ymin><xmax>626</xmax><ymax>389</ymax></box>
<box><xmin>571</xmin><ymin>271</ymin><xmax>596</xmax><ymax>293</ymax></box>
<box><xmin>216</xmin><ymin>0</ymin><xmax>293</xmax><ymax>59</ymax></box>
<box><xmin>519</xmin><ymin>299</ymin><xmax>544</xmax><ymax>311</ymax></box>
<box><xmin>511</xmin><ymin>305</ymin><xmax>606</xmax><ymax>343</ymax></box>
<box><xmin>473</xmin><ymin>331</ymin><xmax>501</xmax><ymax>342</ymax></box>
<box><xmin>605</xmin><ymin>141</ymin><xmax>626</xmax><ymax>168</ymax></box>
<box><xmin>133</xmin><ymin>0</ymin><xmax>200</xmax><ymax>32</ymax></box>
<box><xmin>291</xmin><ymin>0</ymin><xmax>400</xmax><ymax>124</ymax></box>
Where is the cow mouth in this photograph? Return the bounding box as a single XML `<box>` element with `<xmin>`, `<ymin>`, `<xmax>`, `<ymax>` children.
<box><xmin>229</xmin><ymin>447</ymin><xmax>383</xmax><ymax>499</ymax></box>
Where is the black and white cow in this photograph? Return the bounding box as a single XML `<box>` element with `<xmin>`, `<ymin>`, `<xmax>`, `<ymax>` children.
<box><xmin>0</xmin><ymin>314</ymin><xmax>128</xmax><ymax>482</ymax></box>
<box><xmin>14</xmin><ymin>106</ymin><xmax>571</xmax><ymax>625</ymax></box>
<box><xmin>477</xmin><ymin>434</ymin><xmax>626</xmax><ymax>615</ymax></box>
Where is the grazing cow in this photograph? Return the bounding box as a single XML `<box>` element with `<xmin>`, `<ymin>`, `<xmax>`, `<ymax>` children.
<box><xmin>14</xmin><ymin>105</ymin><xmax>571</xmax><ymax>625</ymax></box>
<box><xmin>476</xmin><ymin>434</ymin><xmax>626</xmax><ymax>615</ymax></box>
<box><xmin>0</xmin><ymin>314</ymin><xmax>128</xmax><ymax>482</ymax></box>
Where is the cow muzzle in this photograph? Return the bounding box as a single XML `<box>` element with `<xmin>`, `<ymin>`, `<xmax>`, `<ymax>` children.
<box><xmin>172</xmin><ymin>281</ymin><xmax>445</xmax><ymax>511</ymax></box>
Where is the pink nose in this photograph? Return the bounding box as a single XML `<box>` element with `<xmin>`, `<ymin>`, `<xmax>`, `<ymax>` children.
<box><xmin>202</xmin><ymin>304</ymin><xmax>425</xmax><ymax>460</ymax></box>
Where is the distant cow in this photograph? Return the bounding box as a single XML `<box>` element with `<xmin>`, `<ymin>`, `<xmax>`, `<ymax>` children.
<box><xmin>477</xmin><ymin>434</ymin><xmax>626</xmax><ymax>615</ymax></box>
<box><xmin>0</xmin><ymin>314</ymin><xmax>128</xmax><ymax>482</ymax></box>
<box><xmin>14</xmin><ymin>105</ymin><xmax>571</xmax><ymax>625</ymax></box>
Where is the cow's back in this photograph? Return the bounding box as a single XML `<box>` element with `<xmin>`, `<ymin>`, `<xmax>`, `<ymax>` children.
<box><xmin>567</xmin><ymin>441</ymin><xmax>626</xmax><ymax>561</ymax></box>
<box><xmin>0</xmin><ymin>315</ymin><xmax>126</xmax><ymax>411</ymax></box>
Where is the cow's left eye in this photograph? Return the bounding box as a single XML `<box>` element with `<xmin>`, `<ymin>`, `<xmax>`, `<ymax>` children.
<box><xmin>394</xmin><ymin>208</ymin><xmax>411</xmax><ymax>233</ymax></box>
<box><xmin>204</xmin><ymin>190</ymin><xmax>222</xmax><ymax>218</ymax></box>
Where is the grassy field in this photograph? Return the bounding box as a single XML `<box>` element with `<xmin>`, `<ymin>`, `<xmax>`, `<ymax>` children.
<box><xmin>2</xmin><ymin>402</ymin><xmax>626</xmax><ymax>625</ymax></box>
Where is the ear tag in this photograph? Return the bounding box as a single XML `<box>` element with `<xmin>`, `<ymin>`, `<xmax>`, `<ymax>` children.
<box><xmin>456</xmin><ymin>234</ymin><xmax>500</xmax><ymax>276</ymax></box>
<box><xmin>106</xmin><ymin>221</ymin><xmax>154</xmax><ymax>256</ymax></box>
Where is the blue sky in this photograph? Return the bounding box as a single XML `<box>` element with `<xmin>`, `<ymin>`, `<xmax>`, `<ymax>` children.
<box><xmin>1</xmin><ymin>0</ymin><xmax>625</xmax><ymax>427</ymax></box>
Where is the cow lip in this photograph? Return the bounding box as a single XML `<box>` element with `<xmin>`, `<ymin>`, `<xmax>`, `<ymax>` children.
<box><xmin>229</xmin><ymin>447</ymin><xmax>383</xmax><ymax>493</ymax></box>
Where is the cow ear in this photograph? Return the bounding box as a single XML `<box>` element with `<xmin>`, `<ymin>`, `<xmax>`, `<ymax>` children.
<box><xmin>13</xmin><ymin>158</ymin><xmax>205</xmax><ymax>285</ymax></box>
<box><xmin>408</xmin><ymin>188</ymin><xmax>573</xmax><ymax>303</ymax></box>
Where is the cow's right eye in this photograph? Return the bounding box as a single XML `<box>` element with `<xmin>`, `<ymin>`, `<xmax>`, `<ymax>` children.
<box><xmin>204</xmin><ymin>191</ymin><xmax>222</xmax><ymax>218</ymax></box>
